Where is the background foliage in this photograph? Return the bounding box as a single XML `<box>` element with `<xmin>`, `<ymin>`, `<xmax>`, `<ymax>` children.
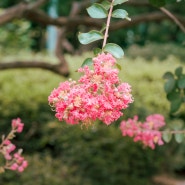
<box><xmin>0</xmin><ymin>0</ymin><xmax>185</xmax><ymax>52</ymax></box>
<box><xmin>0</xmin><ymin>0</ymin><xmax>185</xmax><ymax>184</ymax></box>
<box><xmin>0</xmin><ymin>48</ymin><xmax>184</xmax><ymax>184</ymax></box>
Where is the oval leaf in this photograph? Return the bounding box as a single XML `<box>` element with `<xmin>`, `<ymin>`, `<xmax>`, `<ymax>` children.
<box><xmin>87</xmin><ymin>3</ymin><xmax>107</xmax><ymax>19</ymax></box>
<box><xmin>163</xmin><ymin>72</ymin><xmax>175</xmax><ymax>93</ymax></box>
<box><xmin>112</xmin><ymin>9</ymin><xmax>130</xmax><ymax>20</ymax></box>
<box><xmin>170</xmin><ymin>119</ymin><xmax>184</xmax><ymax>130</ymax></box>
<box><xmin>167</xmin><ymin>91</ymin><xmax>180</xmax><ymax>101</ymax></box>
<box><xmin>174</xmin><ymin>133</ymin><xmax>184</xmax><ymax>143</ymax></box>
<box><xmin>93</xmin><ymin>48</ymin><xmax>102</xmax><ymax>56</ymax></box>
<box><xmin>175</xmin><ymin>66</ymin><xmax>183</xmax><ymax>77</ymax></box>
<box><xmin>162</xmin><ymin>131</ymin><xmax>172</xmax><ymax>143</ymax></box>
<box><xmin>113</xmin><ymin>0</ymin><xmax>128</xmax><ymax>6</ymax></box>
<box><xmin>177</xmin><ymin>77</ymin><xmax>185</xmax><ymax>89</ymax></box>
<box><xmin>103</xmin><ymin>43</ymin><xmax>124</xmax><ymax>58</ymax></box>
<box><xmin>78</xmin><ymin>30</ymin><xmax>103</xmax><ymax>45</ymax></box>
<box><xmin>163</xmin><ymin>72</ymin><xmax>174</xmax><ymax>79</ymax></box>
<box><xmin>164</xmin><ymin>78</ymin><xmax>176</xmax><ymax>93</ymax></box>
<box><xmin>101</xmin><ymin>0</ymin><xmax>111</xmax><ymax>10</ymax></box>
<box><xmin>81</xmin><ymin>58</ymin><xmax>93</xmax><ymax>68</ymax></box>
<box><xmin>116</xmin><ymin>63</ymin><xmax>122</xmax><ymax>70</ymax></box>
<box><xmin>170</xmin><ymin>99</ymin><xmax>182</xmax><ymax>113</ymax></box>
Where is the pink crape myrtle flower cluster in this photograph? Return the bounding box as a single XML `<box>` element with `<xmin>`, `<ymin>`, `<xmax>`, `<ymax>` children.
<box><xmin>49</xmin><ymin>53</ymin><xmax>133</xmax><ymax>126</ymax></box>
<box><xmin>120</xmin><ymin>114</ymin><xmax>166</xmax><ymax>149</ymax></box>
<box><xmin>0</xmin><ymin>118</ymin><xmax>28</xmax><ymax>173</ymax></box>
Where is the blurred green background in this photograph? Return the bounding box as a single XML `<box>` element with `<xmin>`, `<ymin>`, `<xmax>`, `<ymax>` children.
<box><xmin>0</xmin><ymin>52</ymin><xmax>184</xmax><ymax>185</ymax></box>
<box><xmin>0</xmin><ymin>0</ymin><xmax>185</xmax><ymax>184</ymax></box>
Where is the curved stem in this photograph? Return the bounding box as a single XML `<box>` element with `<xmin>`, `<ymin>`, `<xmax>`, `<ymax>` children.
<box><xmin>102</xmin><ymin>0</ymin><xmax>115</xmax><ymax>48</ymax></box>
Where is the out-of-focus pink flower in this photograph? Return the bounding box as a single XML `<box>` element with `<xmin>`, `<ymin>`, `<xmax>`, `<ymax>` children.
<box><xmin>120</xmin><ymin>114</ymin><xmax>166</xmax><ymax>149</ymax></box>
<box><xmin>11</xmin><ymin>118</ymin><xmax>24</xmax><ymax>133</ymax></box>
<box><xmin>0</xmin><ymin>118</ymin><xmax>28</xmax><ymax>173</ymax></box>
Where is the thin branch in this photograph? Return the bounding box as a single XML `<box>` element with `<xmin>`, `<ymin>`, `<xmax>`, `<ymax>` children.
<box><xmin>0</xmin><ymin>61</ymin><xmax>69</xmax><ymax>77</ymax></box>
<box><xmin>111</xmin><ymin>12</ymin><xmax>185</xmax><ymax>31</ymax></box>
<box><xmin>55</xmin><ymin>28</ymin><xmax>69</xmax><ymax>67</ymax></box>
<box><xmin>0</xmin><ymin>0</ymin><xmax>48</xmax><ymax>25</ymax></box>
<box><xmin>23</xmin><ymin>10</ymin><xmax>185</xmax><ymax>30</ymax></box>
<box><xmin>102</xmin><ymin>0</ymin><xmax>115</xmax><ymax>48</ymax></box>
<box><xmin>160</xmin><ymin>7</ymin><xmax>185</xmax><ymax>33</ymax></box>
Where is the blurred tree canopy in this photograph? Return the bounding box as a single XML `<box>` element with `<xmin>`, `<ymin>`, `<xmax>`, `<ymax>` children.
<box><xmin>0</xmin><ymin>0</ymin><xmax>184</xmax><ymax>76</ymax></box>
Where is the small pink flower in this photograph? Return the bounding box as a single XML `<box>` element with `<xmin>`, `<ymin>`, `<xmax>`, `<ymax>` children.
<box><xmin>3</xmin><ymin>139</ymin><xmax>11</xmax><ymax>145</ymax></box>
<box><xmin>22</xmin><ymin>160</ymin><xmax>28</xmax><ymax>168</ymax></box>
<box><xmin>10</xmin><ymin>163</ymin><xmax>18</xmax><ymax>171</ymax></box>
<box><xmin>11</xmin><ymin>118</ymin><xmax>24</xmax><ymax>133</ymax></box>
<box><xmin>18</xmin><ymin>166</ymin><xmax>24</xmax><ymax>172</ymax></box>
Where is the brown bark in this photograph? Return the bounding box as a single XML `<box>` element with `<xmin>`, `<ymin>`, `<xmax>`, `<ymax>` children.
<box><xmin>55</xmin><ymin>28</ymin><xmax>70</xmax><ymax>76</ymax></box>
<box><xmin>0</xmin><ymin>0</ymin><xmax>47</xmax><ymax>25</ymax></box>
<box><xmin>0</xmin><ymin>61</ymin><xmax>69</xmax><ymax>77</ymax></box>
<box><xmin>152</xmin><ymin>174</ymin><xmax>185</xmax><ymax>185</ymax></box>
<box><xmin>0</xmin><ymin>1</ymin><xmax>184</xmax><ymax>29</ymax></box>
<box><xmin>24</xmin><ymin>11</ymin><xmax>185</xmax><ymax>31</ymax></box>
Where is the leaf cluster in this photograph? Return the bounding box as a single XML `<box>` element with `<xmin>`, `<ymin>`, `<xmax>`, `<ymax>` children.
<box><xmin>78</xmin><ymin>0</ymin><xmax>130</xmax><ymax>67</ymax></box>
<box><xmin>163</xmin><ymin>66</ymin><xmax>185</xmax><ymax>114</ymax></box>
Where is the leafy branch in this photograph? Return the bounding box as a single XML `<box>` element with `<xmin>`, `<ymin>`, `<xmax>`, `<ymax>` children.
<box><xmin>78</xmin><ymin>0</ymin><xmax>130</xmax><ymax>66</ymax></box>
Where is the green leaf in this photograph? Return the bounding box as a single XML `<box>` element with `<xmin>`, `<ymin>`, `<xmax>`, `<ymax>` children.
<box><xmin>162</xmin><ymin>131</ymin><xmax>172</xmax><ymax>143</ymax></box>
<box><xmin>164</xmin><ymin>79</ymin><xmax>176</xmax><ymax>93</ymax></box>
<box><xmin>112</xmin><ymin>9</ymin><xmax>131</xmax><ymax>21</ymax></box>
<box><xmin>116</xmin><ymin>63</ymin><xmax>122</xmax><ymax>70</ymax></box>
<box><xmin>163</xmin><ymin>72</ymin><xmax>174</xmax><ymax>79</ymax></box>
<box><xmin>167</xmin><ymin>91</ymin><xmax>180</xmax><ymax>101</ymax></box>
<box><xmin>100</xmin><ymin>23</ymin><xmax>106</xmax><ymax>33</ymax></box>
<box><xmin>78</xmin><ymin>30</ymin><xmax>104</xmax><ymax>45</ymax></box>
<box><xmin>170</xmin><ymin>119</ymin><xmax>184</xmax><ymax>130</ymax></box>
<box><xmin>174</xmin><ymin>133</ymin><xmax>184</xmax><ymax>143</ymax></box>
<box><xmin>149</xmin><ymin>0</ymin><xmax>166</xmax><ymax>7</ymax></box>
<box><xmin>93</xmin><ymin>48</ymin><xmax>102</xmax><ymax>56</ymax></box>
<box><xmin>113</xmin><ymin>0</ymin><xmax>128</xmax><ymax>6</ymax></box>
<box><xmin>87</xmin><ymin>3</ymin><xmax>108</xmax><ymax>19</ymax></box>
<box><xmin>170</xmin><ymin>98</ymin><xmax>182</xmax><ymax>113</ymax></box>
<box><xmin>163</xmin><ymin>72</ymin><xmax>175</xmax><ymax>93</ymax></box>
<box><xmin>175</xmin><ymin>66</ymin><xmax>183</xmax><ymax>77</ymax></box>
<box><xmin>101</xmin><ymin>0</ymin><xmax>111</xmax><ymax>10</ymax></box>
<box><xmin>103</xmin><ymin>43</ymin><xmax>124</xmax><ymax>58</ymax></box>
<box><xmin>177</xmin><ymin>76</ymin><xmax>185</xmax><ymax>89</ymax></box>
<box><xmin>81</xmin><ymin>58</ymin><xmax>93</xmax><ymax>68</ymax></box>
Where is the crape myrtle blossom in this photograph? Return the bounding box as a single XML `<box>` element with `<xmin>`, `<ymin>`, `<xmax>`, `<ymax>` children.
<box><xmin>0</xmin><ymin>118</ymin><xmax>28</xmax><ymax>173</ymax></box>
<box><xmin>48</xmin><ymin>53</ymin><xmax>133</xmax><ymax>126</ymax></box>
<box><xmin>120</xmin><ymin>114</ymin><xmax>166</xmax><ymax>149</ymax></box>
